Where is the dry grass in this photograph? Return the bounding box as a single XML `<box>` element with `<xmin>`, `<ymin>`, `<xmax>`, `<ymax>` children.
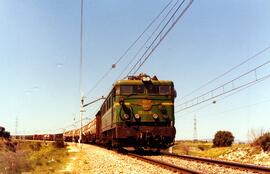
<box><xmin>172</xmin><ymin>140</ymin><xmax>245</xmax><ymax>158</ymax></box>
<box><xmin>173</xmin><ymin>140</ymin><xmax>270</xmax><ymax>166</ymax></box>
<box><xmin>0</xmin><ymin>139</ymin><xmax>69</xmax><ymax>173</ymax></box>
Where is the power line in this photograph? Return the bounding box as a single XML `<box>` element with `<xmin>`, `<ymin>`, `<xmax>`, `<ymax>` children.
<box><xmin>176</xmin><ymin>89</ymin><xmax>270</xmax><ymax>121</ymax></box>
<box><xmin>209</xmin><ymin>99</ymin><xmax>270</xmax><ymax>118</ymax></box>
<box><xmin>126</xmin><ymin>0</ymin><xmax>193</xmax><ymax>77</ymax></box>
<box><xmin>178</xmin><ymin>46</ymin><xmax>270</xmax><ymax>102</ymax></box>
<box><xmin>85</xmin><ymin>0</ymin><xmax>174</xmax><ymax>97</ymax></box>
<box><xmin>114</xmin><ymin>0</ymin><xmax>174</xmax><ymax>66</ymax></box>
<box><xmin>176</xmin><ymin>59</ymin><xmax>270</xmax><ymax>112</ymax></box>
<box><xmin>63</xmin><ymin>117</ymin><xmax>90</xmax><ymax>129</ymax></box>
<box><xmin>175</xmin><ymin>78</ymin><xmax>270</xmax><ymax>116</ymax></box>
<box><xmin>115</xmin><ymin>0</ymin><xmax>181</xmax><ymax>80</ymax></box>
<box><xmin>79</xmin><ymin>0</ymin><xmax>84</xmax><ymax>96</ymax></box>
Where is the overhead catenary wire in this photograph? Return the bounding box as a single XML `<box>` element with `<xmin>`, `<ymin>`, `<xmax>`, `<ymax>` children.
<box><xmin>176</xmin><ymin>59</ymin><xmax>270</xmax><ymax>112</ymax></box>
<box><xmin>125</xmin><ymin>0</ymin><xmax>193</xmax><ymax>77</ymax></box>
<box><xmin>65</xmin><ymin>117</ymin><xmax>91</xmax><ymax>128</ymax></box>
<box><xmin>208</xmin><ymin>98</ymin><xmax>270</xmax><ymax>118</ymax></box>
<box><xmin>178</xmin><ymin>46</ymin><xmax>270</xmax><ymax>102</ymax></box>
<box><xmin>176</xmin><ymin>88</ymin><xmax>270</xmax><ymax>120</ymax></box>
<box><xmin>116</xmin><ymin>0</ymin><xmax>182</xmax><ymax>80</ymax></box>
<box><xmin>85</xmin><ymin>0</ymin><xmax>174</xmax><ymax>97</ymax></box>
<box><xmin>175</xmin><ymin>76</ymin><xmax>270</xmax><ymax>116</ymax></box>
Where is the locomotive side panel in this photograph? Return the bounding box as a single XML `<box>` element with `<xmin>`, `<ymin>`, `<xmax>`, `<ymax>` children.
<box><xmin>99</xmin><ymin>91</ymin><xmax>116</xmax><ymax>145</ymax></box>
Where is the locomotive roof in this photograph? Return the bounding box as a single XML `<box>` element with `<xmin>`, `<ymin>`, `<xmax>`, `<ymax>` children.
<box><xmin>114</xmin><ymin>80</ymin><xmax>173</xmax><ymax>86</ymax></box>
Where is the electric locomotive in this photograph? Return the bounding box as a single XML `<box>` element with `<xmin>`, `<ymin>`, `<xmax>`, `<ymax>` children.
<box><xmin>98</xmin><ymin>73</ymin><xmax>176</xmax><ymax>150</ymax></box>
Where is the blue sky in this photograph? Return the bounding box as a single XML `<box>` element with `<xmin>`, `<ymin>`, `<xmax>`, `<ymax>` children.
<box><xmin>1</xmin><ymin>0</ymin><xmax>270</xmax><ymax>141</ymax></box>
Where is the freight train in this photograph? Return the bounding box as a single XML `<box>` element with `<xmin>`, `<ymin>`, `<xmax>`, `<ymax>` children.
<box><xmin>15</xmin><ymin>133</ymin><xmax>63</xmax><ymax>142</ymax></box>
<box><xmin>15</xmin><ymin>74</ymin><xmax>177</xmax><ymax>151</ymax></box>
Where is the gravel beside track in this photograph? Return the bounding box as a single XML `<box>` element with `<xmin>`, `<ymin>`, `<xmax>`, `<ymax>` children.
<box><xmin>63</xmin><ymin>143</ymin><xmax>268</xmax><ymax>174</ymax></box>
<box><xmin>65</xmin><ymin>144</ymin><xmax>175</xmax><ymax>174</ymax></box>
<box><xmin>148</xmin><ymin>155</ymin><xmax>265</xmax><ymax>174</ymax></box>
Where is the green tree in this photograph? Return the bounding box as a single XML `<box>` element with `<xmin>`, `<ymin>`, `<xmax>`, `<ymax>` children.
<box><xmin>213</xmin><ymin>131</ymin><xmax>234</xmax><ymax>147</ymax></box>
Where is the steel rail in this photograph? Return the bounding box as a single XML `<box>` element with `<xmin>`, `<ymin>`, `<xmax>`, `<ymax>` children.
<box><xmin>128</xmin><ymin>153</ymin><xmax>202</xmax><ymax>174</ymax></box>
<box><xmin>162</xmin><ymin>152</ymin><xmax>270</xmax><ymax>173</ymax></box>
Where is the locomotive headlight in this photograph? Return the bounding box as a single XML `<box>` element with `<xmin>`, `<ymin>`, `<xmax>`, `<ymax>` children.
<box><xmin>123</xmin><ymin>114</ymin><xmax>130</xmax><ymax>120</ymax></box>
<box><xmin>134</xmin><ymin>114</ymin><xmax>140</xmax><ymax>120</ymax></box>
<box><xmin>153</xmin><ymin>113</ymin><xmax>159</xmax><ymax>120</ymax></box>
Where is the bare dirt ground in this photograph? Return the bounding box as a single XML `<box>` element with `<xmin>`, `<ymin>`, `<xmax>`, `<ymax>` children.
<box><xmin>59</xmin><ymin>143</ymin><xmax>88</xmax><ymax>173</ymax></box>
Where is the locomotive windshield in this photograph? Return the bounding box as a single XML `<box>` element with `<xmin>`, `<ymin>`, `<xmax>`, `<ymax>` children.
<box><xmin>118</xmin><ymin>85</ymin><xmax>171</xmax><ymax>95</ymax></box>
<box><xmin>159</xmin><ymin>85</ymin><xmax>171</xmax><ymax>95</ymax></box>
<box><xmin>120</xmin><ymin>85</ymin><xmax>144</xmax><ymax>95</ymax></box>
<box><xmin>147</xmin><ymin>85</ymin><xmax>171</xmax><ymax>95</ymax></box>
<box><xmin>147</xmin><ymin>85</ymin><xmax>159</xmax><ymax>94</ymax></box>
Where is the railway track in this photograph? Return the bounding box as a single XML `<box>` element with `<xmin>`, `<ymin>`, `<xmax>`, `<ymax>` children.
<box><xmin>159</xmin><ymin>152</ymin><xmax>270</xmax><ymax>174</ymax></box>
<box><xmin>127</xmin><ymin>153</ymin><xmax>202</xmax><ymax>174</ymax></box>
<box><xmin>103</xmin><ymin>146</ymin><xmax>270</xmax><ymax>173</ymax></box>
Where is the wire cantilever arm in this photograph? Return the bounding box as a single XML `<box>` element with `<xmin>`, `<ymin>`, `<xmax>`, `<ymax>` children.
<box><xmin>83</xmin><ymin>96</ymin><xmax>106</xmax><ymax>108</ymax></box>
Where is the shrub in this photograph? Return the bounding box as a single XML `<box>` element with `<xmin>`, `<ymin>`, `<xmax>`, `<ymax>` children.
<box><xmin>213</xmin><ymin>130</ymin><xmax>234</xmax><ymax>147</ymax></box>
<box><xmin>251</xmin><ymin>132</ymin><xmax>270</xmax><ymax>152</ymax></box>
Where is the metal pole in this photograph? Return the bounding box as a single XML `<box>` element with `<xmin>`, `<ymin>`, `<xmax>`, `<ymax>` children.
<box><xmin>79</xmin><ymin>118</ymin><xmax>82</xmax><ymax>143</ymax></box>
<box><xmin>79</xmin><ymin>0</ymin><xmax>84</xmax><ymax>144</ymax></box>
<box><xmin>80</xmin><ymin>96</ymin><xmax>84</xmax><ymax>144</ymax></box>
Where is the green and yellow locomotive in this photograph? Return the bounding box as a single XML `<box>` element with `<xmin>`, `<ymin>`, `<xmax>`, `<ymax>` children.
<box><xmin>63</xmin><ymin>74</ymin><xmax>177</xmax><ymax>150</ymax></box>
<box><xmin>98</xmin><ymin>73</ymin><xmax>176</xmax><ymax>150</ymax></box>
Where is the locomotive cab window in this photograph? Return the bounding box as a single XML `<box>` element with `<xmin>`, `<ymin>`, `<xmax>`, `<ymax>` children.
<box><xmin>119</xmin><ymin>85</ymin><xmax>144</xmax><ymax>95</ymax></box>
<box><xmin>146</xmin><ymin>85</ymin><xmax>172</xmax><ymax>95</ymax></box>
<box><xmin>120</xmin><ymin>86</ymin><xmax>132</xmax><ymax>95</ymax></box>
<box><xmin>147</xmin><ymin>85</ymin><xmax>159</xmax><ymax>94</ymax></box>
<box><xmin>159</xmin><ymin>86</ymin><xmax>171</xmax><ymax>95</ymax></box>
<box><xmin>133</xmin><ymin>85</ymin><xmax>144</xmax><ymax>94</ymax></box>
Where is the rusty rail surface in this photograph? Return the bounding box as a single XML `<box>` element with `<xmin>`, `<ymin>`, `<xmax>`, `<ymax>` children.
<box><xmin>162</xmin><ymin>152</ymin><xmax>270</xmax><ymax>173</ymax></box>
<box><xmin>128</xmin><ymin>153</ymin><xmax>202</xmax><ymax>174</ymax></box>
